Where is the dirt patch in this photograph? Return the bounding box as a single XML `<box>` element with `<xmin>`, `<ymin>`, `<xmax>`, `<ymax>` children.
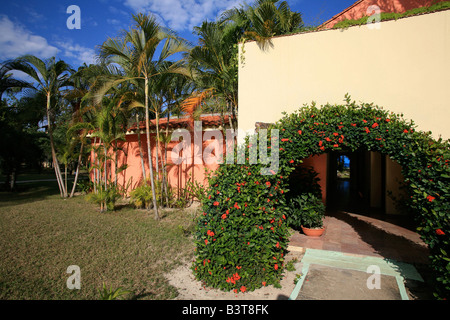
<box><xmin>165</xmin><ymin>247</ymin><xmax>305</xmax><ymax>300</ymax></box>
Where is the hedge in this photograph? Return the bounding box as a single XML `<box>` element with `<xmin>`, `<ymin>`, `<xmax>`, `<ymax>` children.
<box><xmin>193</xmin><ymin>96</ymin><xmax>450</xmax><ymax>299</ymax></box>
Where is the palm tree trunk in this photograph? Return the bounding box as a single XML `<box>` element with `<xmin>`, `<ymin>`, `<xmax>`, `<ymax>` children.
<box><xmin>136</xmin><ymin>113</ymin><xmax>146</xmax><ymax>179</ymax></box>
<box><xmin>104</xmin><ymin>144</ymin><xmax>107</xmax><ymax>190</ymax></box>
<box><xmin>154</xmin><ymin>104</ymin><xmax>160</xmax><ymax>178</ymax></box>
<box><xmin>164</xmin><ymin>110</ymin><xmax>170</xmax><ymax>207</ymax></box>
<box><xmin>9</xmin><ymin>168</ymin><xmax>16</xmax><ymax>191</ymax></box>
<box><xmin>46</xmin><ymin>92</ymin><xmax>67</xmax><ymax>197</ymax></box>
<box><xmin>145</xmin><ymin>76</ymin><xmax>159</xmax><ymax>220</ymax></box>
<box><xmin>65</xmin><ymin>164</ymin><xmax>68</xmax><ymax>196</ymax></box>
<box><xmin>115</xmin><ymin>140</ymin><xmax>118</xmax><ymax>187</ymax></box>
<box><xmin>155</xmin><ymin>107</ymin><xmax>164</xmax><ymax>207</ymax></box>
<box><xmin>92</xmin><ymin>138</ymin><xmax>97</xmax><ymax>193</ymax></box>
<box><xmin>70</xmin><ymin>141</ymin><xmax>84</xmax><ymax>198</ymax></box>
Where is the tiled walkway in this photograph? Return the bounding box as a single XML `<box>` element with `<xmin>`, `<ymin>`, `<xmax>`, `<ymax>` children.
<box><xmin>288</xmin><ymin>210</ymin><xmax>429</xmax><ymax>265</ymax></box>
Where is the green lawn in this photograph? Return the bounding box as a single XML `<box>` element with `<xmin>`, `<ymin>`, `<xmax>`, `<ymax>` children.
<box><xmin>0</xmin><ymin>180</ymin><xmax>197</xmax><ymax>300</ymax></box>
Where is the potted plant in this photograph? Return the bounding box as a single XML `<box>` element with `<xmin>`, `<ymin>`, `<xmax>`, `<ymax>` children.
<box><xmin>288</xmin><ymin>193</ymin><xmax>326</xmax><ymax>237</ymax></box>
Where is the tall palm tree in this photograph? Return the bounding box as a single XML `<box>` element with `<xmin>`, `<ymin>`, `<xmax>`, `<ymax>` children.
<box><xmin>0</xmin><ymin>62</ymin><xmax>33</xmax><ymax>99</ymax></box>
<box><xmin>188</xmin><ymin>21</ymin><xmax>239</xmax><ymax>130</ymax></box>
<box><xmin>220</xmin><ymin>0</ymin><xmax>303</xmax><ymax>50</ymax></box>
<box><xmin>96</xmin><ymin>13</ymin><xmax>191</xmax><ymax>220</ymax></box>
<box><xmin>9</xmin><ymin>55</ymin><xmax>73</xmax><ymax>197</ymax></box>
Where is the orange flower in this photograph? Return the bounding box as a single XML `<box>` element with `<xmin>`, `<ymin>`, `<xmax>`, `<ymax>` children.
<box><xmin>213</xmin><ymin>201</ymin><xmax>219</xmax><ymax>206</ymax></box>
<box><xmin>372</xmin><ymin>122</ymin><xmax>379</xmax><ymax>128</ymax></box>
<box><xmin>427</xmin><ymin>195</ymin><xmax>435</xmax><ymax>202</ymax></box>
<box><xmin>262</xmin><ymin>281</ymin><xmax>266</xmax><ymax>286</ymax></box>
<box><xmin>240</xmin><ymin>286</ymin><xmax>246</xmax><ymax>293</ymax></box>
<box><xmin>281</xmin><ymin>138</ymin><xmax>289</xmax><ymax>142</ymax></box>
<box><xmin>298</xmin><ymin>130</ymin><xmax>302</xmax><ymax>135</ymax></box>
<box><xmin>289</xmin><ymin>160</ymin><xmax>294</xmax><ymax>164</ymax></box>
<box><xmin>204</xmin><ymin>239</ymin><xmax>208</xmax><ymax>245</ymax></box>
<box><xmin>436</xmin><ymin>229</ymin><xmax>445</xmax><ymax>236</ymax></box>
<box><xmin>274</xmin><ymin>264</ymin><xmax>278</xmax><ymax>270</ymax></box>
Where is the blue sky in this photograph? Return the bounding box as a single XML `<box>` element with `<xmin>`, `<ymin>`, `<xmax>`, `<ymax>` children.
<box><xmin>0</xmin><ymin>0</ymin><xmax>356</xmax><ymax>70</ymax></box>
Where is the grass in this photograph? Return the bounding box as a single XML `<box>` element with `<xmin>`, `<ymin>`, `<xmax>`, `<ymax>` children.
<box><xmin>0</xmin><ymin>179</ymin><xmax>197</xmax><ymax>300</ymax></box>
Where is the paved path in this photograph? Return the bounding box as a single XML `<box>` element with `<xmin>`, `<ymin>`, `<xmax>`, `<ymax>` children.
<box><xmin>288</xmin><ymin>210</ymin><xmax>433</xmax><ymax>300</ymax></box>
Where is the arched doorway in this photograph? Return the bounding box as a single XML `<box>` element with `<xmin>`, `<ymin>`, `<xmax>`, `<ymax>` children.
<box><xmin>194</xmin><ymin>99</ymin><xmax>450</xmax><ymax>298</ymax></box>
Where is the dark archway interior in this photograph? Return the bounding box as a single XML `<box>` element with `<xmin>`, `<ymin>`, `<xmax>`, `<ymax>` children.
<box><xmin>286</xmin><ymin>148</ymin><xmax>419</xmax><ymax>232</ymax></box>
<box><xmin>326</xmin><ymin>149</ymin><xmax>382</xmax><ymax>214</ymax></box>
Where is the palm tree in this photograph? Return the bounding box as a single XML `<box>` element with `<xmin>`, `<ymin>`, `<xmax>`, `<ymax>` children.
<box><xmin>220</xmin><ymin>0</ymin><xmax>303</xmax><ymax>50</ymax></box>
<box><xmin>188</xmin><ymin>21</ymin><xmax>239</xmax><ymax>130</ymax></box>
<box><xmin>0</xmin><ymin>62</ymin><xmax>32</xmax><ymax>99</ymax></box>
<box><xmin>9</xmin><ymin>55</ymin><xmax>73</xmax><ymax>197</ymax></box>
<box><xmin>96</xmin><ymin>13</ymin><xmax>191</xmax><ymax>220</ymax></box>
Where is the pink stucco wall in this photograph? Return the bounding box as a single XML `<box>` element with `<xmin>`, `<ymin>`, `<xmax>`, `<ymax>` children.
<box><xmin>89</xmin><ymin>131</ymin><xmax>221</xmax><ymax>195</ymax></box>
<box><xmin>301</xmin><ymin>154</ymin><xmax>328</xmax><ymax>204</ymax></box>
<box><xmin>321</xmin><ymin>0</ymin><xmax>445</xmax><ymax>29</ymax></box>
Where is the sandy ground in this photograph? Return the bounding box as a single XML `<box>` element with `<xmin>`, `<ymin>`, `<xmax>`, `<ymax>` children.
<box><xmin>165</xmin><ymin>246</ymin><xmax>305</xmax><ymax>300</ymax></box>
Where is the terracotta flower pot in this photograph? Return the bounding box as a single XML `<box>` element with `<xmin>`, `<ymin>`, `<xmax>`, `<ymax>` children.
<box><xmin>301</xmin><ymin>225</ymin><xmax>325</xmax><ymax>237</ymax></box>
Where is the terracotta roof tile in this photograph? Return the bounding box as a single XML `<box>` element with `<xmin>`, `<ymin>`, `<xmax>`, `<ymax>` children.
<box><xmin>127</xmin><ymin>114</ymin><xmax>233</xmax><ymax>132</ymax></box>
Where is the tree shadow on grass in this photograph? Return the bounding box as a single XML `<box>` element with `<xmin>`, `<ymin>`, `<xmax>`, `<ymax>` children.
<box><xmin>0</xmin><ymin>181</ymin><xmax>62</xmax><ymax>208</ymax></box>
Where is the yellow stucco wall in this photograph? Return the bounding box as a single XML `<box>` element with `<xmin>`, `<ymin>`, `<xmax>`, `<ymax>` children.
<box><xmin>238</xmin><ymin>10</ymin><xmax>450</xmax><ymax>139</ymax></box>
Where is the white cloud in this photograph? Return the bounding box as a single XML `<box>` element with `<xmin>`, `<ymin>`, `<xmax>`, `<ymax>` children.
<box><xmin>107</xmin><ymin>19</ymin><xmax>122</xmax><ymax>25</ymax></box>
<box><xmin>123</xmin><ymin>0</ymin><xmax>242</xmax><ymax>31</ymax></box>
<box><xmin>0</xmin><ymin>15</ymin><xmax>59</xmax><ymax>60</ymax></box>
<box><xmin>55</xmin><ymin>41</ymin><xmax>97</xmax><ymax>66</ymax></box>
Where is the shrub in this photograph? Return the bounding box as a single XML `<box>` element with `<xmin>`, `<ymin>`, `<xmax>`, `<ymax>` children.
<box><xmin>130</xmin><ymin>179</ymin><xmax>163</xmax><ymax>209</ymax></box>
<box><xmin>287</xmin><ymin>193</ymin><xmax>325</xmax><ymax>229</ymax></box>
<box><xmin>186</xmin><ymin>178</ymin><xmax>207</xmax><ymax>203</ymax></box>
<box><xmin>192</xmin><ymin>154</ymin><xmax>293</xmax><ymax>292</ymax></box>
<box><xmin>286</xmin><ymin>165</ymin><xmax>322</xmax><ymax>200</ymax></box>
<box><xmin>76</xmin><ymin>179</ymin><xmax>93</xmax><ymax>194</ymax></box>
<box><xmin>130</xmin><ymin>181</ymin><xmax>153</xmax><ymax>209</ymax></box>
<box><xmin>86</xmin><ymin>183</ymin><xmax>121</xmax><ymax>212</ymax></box>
